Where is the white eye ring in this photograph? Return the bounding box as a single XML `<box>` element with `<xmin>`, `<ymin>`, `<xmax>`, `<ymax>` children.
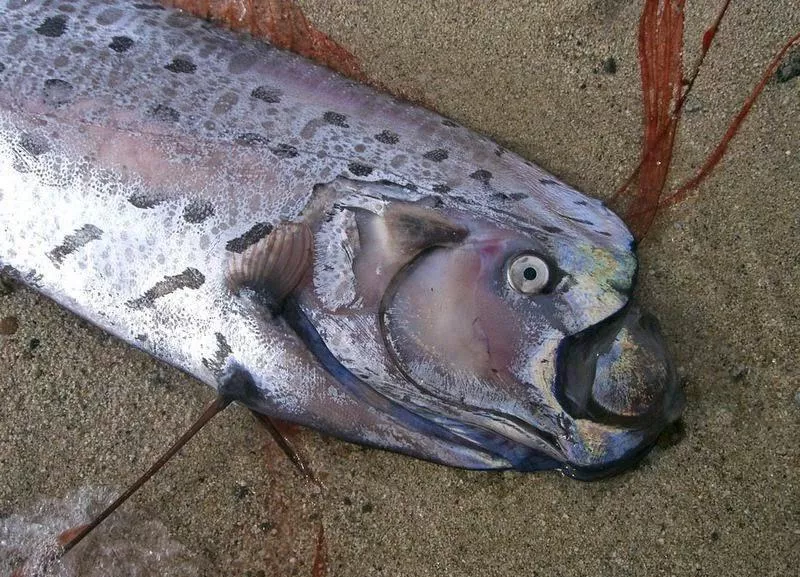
<box><xmin>507</xmin><ymin>253</ymin><xmax>550</xmax><ymax>294</ymax></box>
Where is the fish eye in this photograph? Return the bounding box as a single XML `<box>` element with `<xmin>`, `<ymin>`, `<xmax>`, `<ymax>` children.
<box><xmin>506</xmin><ymin>253</ymin><xmax>550</xmax><ymax>294</ymax></box>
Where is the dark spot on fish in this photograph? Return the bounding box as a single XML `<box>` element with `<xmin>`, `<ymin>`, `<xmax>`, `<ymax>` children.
<box><xmin>128</xmin><ymin>192</ymin><xmax>163</xmax><ymax>209</ymax></box>
<box><xmin>348</xmin><ymin>162</ymin><xmax>373</xmax><ymax>176</ymax></box>
<box><xmin>574</xmin><ymin>200</ymin><xmax>588</xmax><ymax>206</ymax></box>
<box><xmin>375</xmin><ymin>130</ymin><xmax>399</xmax><ymax>144</ymax></box>
<box><xmin>135</xmin><ymin>334</ymin><xmax>148</xmax><ymax>342</ymax></box>
<box><xmin>250</xmin><ymin>85</ymin><xmax>282</xmax><ymax>103</ymax></box>
<box><xmin>43</xmin><ymin>78</ymin><xmax>73</xmax><ymax>106</ymax></box>
<box><xmin>493</xmin><ymin>191</ymin><xmax>527</xmax><ymax>201</ymax></box>
<box><xmin>0</xmin><ymin>316</ymin><xmax>19</xmax><ymax>336</ymax></box>
<box><xmin>542</xmin><ymin>225</ymin><xmax>563</xmax><ymax>234</ymax></box>
<box><xmin>323</xmin><ymin>111</ymin><xmax>349</xmax><ymax>128</ymax></box>
<box><xmin>433</xmin><ymin>184</ymin><xmax>451</xmax><ymax>194</ymax></box>
<box><xmin>597</xmin><ymin>230</ymin><xmax>613</xmax><ymax>237</ymax></box>
<box><xmin>540</xmin><ymin>179</ymin><xmax>557</xmax><ymax>186</ymax></box>
<box><xmin>226</xmin><ymin>222</ymin><xmax>274</xmax><ymax>253</ymax></box>
<box><xmin>148</xmin><ymin>104</ymin><xmax>180</xmax><ymax>122</ymax></box>
<box><xmin>0</xmin><ymin>63</ymin><xmax>5</xmax><ymax>74</ymax></box>
<box><xmin>441</xmin><ymin>119</ymin><xmax>458</xmax><ymax>127</ymax></box>
<box><xmin>271</xmin><ymin>143</ymin><xmax>299</xmax><ymax>159</ymax></box>
<box><xmin>469</xmin><ymin>169</ymin><xmax>493</xmax><ymax>184</ymax></box>
<box><xmin>108</xmin><ymin>35</ymin><xmax>134</xmax><ymax>53</ymax></box>
<box><xmin>35</xmin><ymin>15</ymin><xmax>68</xmax><ymax>38</ymax></box>
<box><xmin>561</xmin><ymin>215</ymin><xmax>594</xmax><ymax>226</ymax></box>
<box><xmin>235</xmin><ymin>132</ymin><xmax>270</xmax><ymax>147</ymax></box>
<box><xmin>495</xmin><ymin>146</ymin><xmax>506</xmax><ymax>157</ymax></box>
<box><xmin>602</xmin><ymin>56</ymin><xmax>617</xmax><ymax>75</ymax></box>
<box><xmin>29</xmin><ymin>337</ymin><xmax>41</xmax><ymax>351</ymax></box>
<box><xmin>165</xmin><ymin>57</ymin><xmax>196</xmax><ymax>74</ymax></box>
<box><xmin>183</xmin><ymin>200</ymin><xmax>215</xmax><ymax>224</ymax></box>
<box><xmin>202</xmin><ymin>332</ymin><xmax>233</xmax><ymax>375</ymax></box>
<box><xmin>19</xmin><ymin>133</ymin><xmax>50</xmax><ymax>156</ymax></box>
<box><xmin>127</xmin><ymin>267</ymin><xmax>205</xmax><ymax>309</ymax></box>
<box><xmin>47</xmin><ymin>224</ymin><xmax>103</xmax><ymax>266</ymax></box>
<box><xmin>354</xmin><ymin>144</ymin><xmax>366</xmax><ymax>153</ymax></box>
<box><xmin>423</xmin><ymin>148</ymin><xmax>449</xmax><ymax>162</ymax></box>
<box><xmin>132</xmin><ymin>3</ymin><xmax>165</xmax><ymax>9</ymax></box>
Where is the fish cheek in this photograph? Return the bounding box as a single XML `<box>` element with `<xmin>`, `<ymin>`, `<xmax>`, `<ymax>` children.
<box><xmin>383</xmin><ymin>247</ymin><xmax>521</xmax><ymax>386</ymax></box>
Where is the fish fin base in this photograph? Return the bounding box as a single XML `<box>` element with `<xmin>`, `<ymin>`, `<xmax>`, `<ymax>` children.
<box><xmin>226</xmin><ymin>221</ymin><xmax>313</xmax><ymax>307</ymax></box>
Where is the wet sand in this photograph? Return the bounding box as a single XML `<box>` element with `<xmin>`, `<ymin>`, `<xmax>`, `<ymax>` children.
<box><xmin>1</xmin><ymin>1</ymin><xmax>797</xmax><ymax>575</ymax></box>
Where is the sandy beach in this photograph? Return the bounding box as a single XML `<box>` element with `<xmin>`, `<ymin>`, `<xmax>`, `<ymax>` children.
<box><xmin>1</xmin><ymin>1</ymin><xmax>797</xmax><ymax>575</ymax></box>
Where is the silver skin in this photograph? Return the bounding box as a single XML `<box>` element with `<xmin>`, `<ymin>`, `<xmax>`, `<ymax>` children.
<box><xmin>0</xmin><ymin>0</ymin><xmax>683</xmax><ymax>477</ymax></box>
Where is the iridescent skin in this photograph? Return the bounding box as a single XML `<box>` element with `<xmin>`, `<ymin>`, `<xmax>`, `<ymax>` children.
<box><xmin>0</xmin><ymin>0</ymin><xmax>683</xmax><ymax>477</ymax></box>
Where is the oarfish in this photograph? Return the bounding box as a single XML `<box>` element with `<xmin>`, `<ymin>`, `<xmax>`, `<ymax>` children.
<box><xmin>0</xmin><ymin>0</ymin><xmax>683</xmax><ymax>478</ymax></box>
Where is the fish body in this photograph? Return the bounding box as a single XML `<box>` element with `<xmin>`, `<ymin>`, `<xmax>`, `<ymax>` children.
<box><xmin>0</xmin><ymin>0</ymin><xmax>682</xmax><ymax>477</ymax></box>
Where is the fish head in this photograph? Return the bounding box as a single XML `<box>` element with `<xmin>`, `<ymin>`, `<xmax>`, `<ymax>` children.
<box><xmin>296</xmin><ymin>178</ymin><xmax>683</xmax><ymax>477</ymax></box>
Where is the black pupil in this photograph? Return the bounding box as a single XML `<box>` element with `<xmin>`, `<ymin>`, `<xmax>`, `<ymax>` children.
<box><xmin>523</xmin><ymin>266</ymin><xmax>537</xmax><ymax>281</ymax></box>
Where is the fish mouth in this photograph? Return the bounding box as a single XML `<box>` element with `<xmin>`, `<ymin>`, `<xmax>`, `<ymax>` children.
<box><xmin>556</xmin><ymin>303</ymin><xmax>683</xmax><ymax>428</ymax></box>
<box><xmin>547</xmin><ymin>302</ymin><xmax>685</xmax><ymax>477</ymax></box>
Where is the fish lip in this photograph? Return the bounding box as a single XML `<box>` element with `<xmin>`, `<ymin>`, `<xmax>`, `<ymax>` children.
<box><xmin>554</xmin><ymin>300</ymin><xmax>684</xmax><ymax>432</ymax></box>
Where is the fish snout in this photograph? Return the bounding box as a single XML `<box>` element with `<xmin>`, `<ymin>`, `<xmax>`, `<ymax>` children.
<box><xmin>557</xmin><ymin>304</ymin><xmax>684</xmax><ymax>434</ymax></box>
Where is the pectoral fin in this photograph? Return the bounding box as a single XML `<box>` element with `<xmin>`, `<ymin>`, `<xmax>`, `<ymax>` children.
<box><xmin>226</xmin><ymin>221</ymin><xmax>313</xmax><ymax>306</ymax></box>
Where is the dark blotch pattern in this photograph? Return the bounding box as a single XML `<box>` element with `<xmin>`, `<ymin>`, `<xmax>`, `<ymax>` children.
<box><xmin>375</xmin><ymin>130</ymin><xmax>400</xmax><ymax>145</ymax></box>
<box><xmin>165</xmin><ymin>57</ymin><xmax>196</xmax><ymax>74</ymax></box>
<box><xmin>348</xmin><ymin>162</ymin><xmax>373</xmax><ymax>177</ymax></box>
<box><xmin>148</xmin><ymin>104</ymin><xmax>180</xmax><ymax>122</ymax></box>
<box><xmin>133</xmin><ymin>3</ymin><xmax>165</xmax><ymax>10</ymax></box>
<box><xmin>19</xmin><ymin>133</ymin><xmax>50</xmax><ymax>156</ymax></box>
<box><xmin>542</xmin><ymin>225</ymin><xmax>563</xmax><ymax>234</ymax></box>
<box><xmin>235</xmin><ymin>132</ymin><xmax>270</xmax><ymax>147</ymax></box>
<box><xmin>226</xmin><ymin>223</ymin><xmax>274</xmax><ymax>253</ymax></box>
<box><xmin>202</xmin><ymin>332</ymin><xmax>233</xmax><ymax>375</ymax></box>
<box><xmin>562</xmin><ymin>215</ymin><xmax>594</xmax><ymax>226</ymax></box>
<box><xmin>108</xmin><ymin>36</ymin><xmax>134</xmax><ymax>53</ymax></box>
<box><xmin>469</xmin><ymin>169</ymin><xmax>493</xmax><ymax>184</ymax></box>
<box><xmin>270</xmin><ymin>143</ymin><xmax>299</xmax><ymax>159</ymax></box>
<box><xmin>423</xmin><ymin>148</ymin><xmax>449</xmax><ymax>162</ymax></box>
<box><xmin>574</xmin><ymin>200</ymin><xmax>588</xmax><ymax>206</ymax></box>
<box><xmin>0</xmin><ymin>63</ymin><xmax>5</xmax><ymax>74</ymax></box>
<box><xmin>47</xmin><ymin>224</ymin><xmax>103</xmax><ymax>266</ymax></box>
<box><xmin>128</xmin><ymin>193</ymin><xmax>163</xmax><ymax>209</ymax></box>
<box><xmin>441</xmin><ymin>119</ymin><xmax>458</xmax><ymax>128</ymax></box>
<box><xmin>540</xmin><ymin>179</ymin><xmax>557</xmax><ymax>186</ymax></box>
<box><xmin>250</xmin><ymin>85</ymin><xmax>282</xmax><ymax>103</ymax></box>
<box><xmin>127</xmin><ymin>268</ymin><xmax>205</xmax><ymax>309</ymax></box>
<box><xmin>183</xmin><ymin>200</ymin><xmax>215</xmax><ymax>224</ymax></box>
<box><xmin>43</xmin><ymin>78</ymin><xmax>73</xmax><ymax>106</ymax></box>
<box><xmin>323</xmin><ymin>111</ymin><xmax>349</xmax><ymax>128</ymax></box>
<box><xmin>432</xmin><ymin>184</ymin><xmax>451</xmax><ymax>194</ymax></box>
<box><xmin>35</xmin><ymin>15</ymin><xmax>68</xmax><ymax>38</ymax></box>
<box><xmin>492</xmin><ymin>191</ymin><xmax>527</xmax><ymax>201</ymax></box>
